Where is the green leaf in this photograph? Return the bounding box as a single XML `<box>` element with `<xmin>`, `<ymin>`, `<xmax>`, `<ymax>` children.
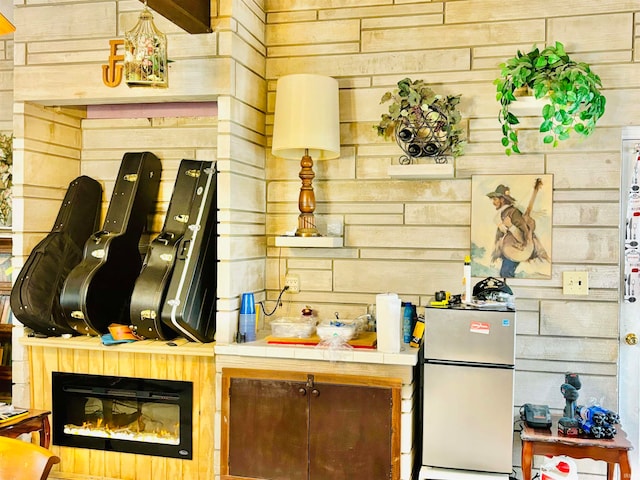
<box><xmin>546</xmin><ymin>53</ymin><xmax>561</xmax><ymax>65</ymax></box>
<box><xmin>501</xmin><ymin>137</ymin><xmax>509</xmax><ymax>147</ymax></box>
<box><xmin>554</xmin><ymin>109</ymin><xmax>569</xmax><ymax>123</ymax></box>
<box><xmin>506</xmin><ymin>112</ymin><xmax>520</xmax><ymax>125</ymax></box>
<box><xmin>408</xmin><ymin>90</ymin><xmax>421</xmax><ymax>106</ymax></box>
<box><xmin>380</xmin><ymin>92</ymin><xmax>392</xmax><ymax>104</ymax></box>
<box><xmin>543</xmin><ymin>135</ymin><xmax>554</xmax><ymax>144</ymax></box>
<box><xmin>534</xmin><ymin>56</ymin><xmax>548</xmax><ymax>68</ymax></box>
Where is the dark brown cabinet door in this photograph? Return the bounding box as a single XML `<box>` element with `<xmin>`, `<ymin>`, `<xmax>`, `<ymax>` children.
<box><xmin>308</xmin><ymin>382</ymin><xmax>393</xmax><ymax>480</ymax></box>
<box><xmin>222</xmin><ymin>369</ymin><xmax>400</xmax><ymax>480</ymax></box>
<box><xmin>228</xmin><ymin>377</ymin><xmax>309</xmax><ymax>480</ymax></box>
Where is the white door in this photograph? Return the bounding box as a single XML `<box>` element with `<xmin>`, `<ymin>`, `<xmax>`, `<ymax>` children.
<box><xmin>619</xmin><ymin>302</ymin><xmax>639</xmax><ymax>478</ymax></box>
<box><xmin>619</xmin><ymin>129</ymin><xmax>640</xmax><ymax>479</ymax></box>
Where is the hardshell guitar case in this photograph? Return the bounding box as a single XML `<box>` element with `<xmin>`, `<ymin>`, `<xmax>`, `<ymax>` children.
<box><xmin>10</xmin><ymin>176</ymin><xmax>102</xmax><ymax>336</ymax></box>
<box><xmin>160</xmin><ymin>163</ymin><xmax>217</xmax><ymax>342</ymax></box>
<box><xmin>60</xmin><ymin>152</ymin><xmax>162</xmax><ymax>336</ymax></box>
<box><xmin>130</xmin><ymin>159</ymin><xmax>213</xmax><ymax>340</ymax></box>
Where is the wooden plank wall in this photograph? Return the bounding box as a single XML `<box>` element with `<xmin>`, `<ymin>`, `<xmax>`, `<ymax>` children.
<box><xmin>8</xmin><ymin>2</ymin><xmax>266</xmax><ymax>479</ymax></box>
<box><xmin>6</xmin><ymin>0</ymin><xmax>637</xmax><ymax>478</ymax></box>
<box><xmin>28</xmin><ymin>341</ymin><xmax>216</xmax><ymax>480</ymax></box>
<box><xmin>263</xmin><ymin>3</ymin><xmax>629</xmax><ymax>476</ymax></box>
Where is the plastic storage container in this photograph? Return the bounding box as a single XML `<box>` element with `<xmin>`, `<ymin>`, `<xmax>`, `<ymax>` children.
<box><xmin>270</xmin><ymin>317</ymin><xmax>317</xmax><ymax>338</ymax></box>
<box><xmin>316</xmin><ymin>321</ymin><xmax>357</xmax><ymax>341</ymax></box>
<box><xmin>316</xmin><ymin>315</ymin><xmax>368</xmax><ymax>341</ymax></box>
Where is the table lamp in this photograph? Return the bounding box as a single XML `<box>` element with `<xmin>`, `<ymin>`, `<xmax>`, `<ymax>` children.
<box><xmin>272</xmin><ymin>74</ymin><xmax>340</xmax><ymax>237</ymax></box>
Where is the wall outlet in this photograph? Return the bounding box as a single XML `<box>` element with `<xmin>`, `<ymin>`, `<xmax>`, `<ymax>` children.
<box><xmin>563</xmin><ymin>271</ymin><xmax>589</xmax><ymax>295</ymax></box>
<box><xmin>285</xmin><ymin>274</ymin><xmax>300</xmax><ymax>293</ymax></box>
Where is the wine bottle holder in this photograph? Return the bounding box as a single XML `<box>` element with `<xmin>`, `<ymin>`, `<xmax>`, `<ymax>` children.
<box><xmin>394</xmin><ymin>105</ymin><xmax>451</xmax><ymax>165</ymax></box>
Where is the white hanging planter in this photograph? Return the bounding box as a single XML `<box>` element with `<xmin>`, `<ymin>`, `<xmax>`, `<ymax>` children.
<box><xmin>507</xmin><ymin>94</ymin><xmax>549</xmax><ymax>116</ymax></box>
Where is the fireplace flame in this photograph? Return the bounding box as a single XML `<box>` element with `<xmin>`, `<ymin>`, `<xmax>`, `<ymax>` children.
<box><xmin>64</xmin><ymin>419</ymin><xmax>180</xmax><ymax>445</ymax></box>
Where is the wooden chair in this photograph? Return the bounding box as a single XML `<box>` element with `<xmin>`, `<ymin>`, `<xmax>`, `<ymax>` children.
<box><xmin>0</xmin><ymin>435</ymin><xmax>60</xmax><ymax>480</ymax></box>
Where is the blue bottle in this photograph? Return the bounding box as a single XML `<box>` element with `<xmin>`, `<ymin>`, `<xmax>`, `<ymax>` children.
<box><xmin>403</xmin><ymin>301</ymin><xmax>413</xmax><ymax>343</ymax></box>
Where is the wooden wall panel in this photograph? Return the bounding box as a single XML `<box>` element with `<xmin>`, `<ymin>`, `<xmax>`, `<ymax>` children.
<box><xmin>262</xmin><ymin>3</ymin><xmax>634</xmax><ymax>461</ymax></box>
<box><xmin>26</xmin><ymin>341</ymin><xmax>215</xmax><ymax>480</ymax></box>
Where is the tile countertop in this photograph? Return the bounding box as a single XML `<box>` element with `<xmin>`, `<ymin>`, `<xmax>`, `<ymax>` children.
<box><xmin>214</xmin><ymin>338</ymin><xmax>420</xmax><ymax>366</ymax></box>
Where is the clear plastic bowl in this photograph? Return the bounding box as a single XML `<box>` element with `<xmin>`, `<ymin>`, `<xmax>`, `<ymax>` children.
<box><xmin>270</xmin><ymin>317</ymin><xmax>317</xmax><ymax>338</ymax></box>
<box><xmin>316</xmin><ymin>321</ymin><xmax>357</xmax><ymax>341</ymax></box>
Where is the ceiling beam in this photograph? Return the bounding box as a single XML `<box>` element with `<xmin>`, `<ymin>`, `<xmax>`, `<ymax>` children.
<box><xmin>141</xmin><ymin>0</ymin><xmax>212</xmax><ymax>34</ymax></box>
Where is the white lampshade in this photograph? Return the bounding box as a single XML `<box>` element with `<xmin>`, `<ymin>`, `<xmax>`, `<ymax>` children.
<box><xmin>272</xmin><ymin>74</ymin><xmax>340</xmax><ymax>160</ymax></box>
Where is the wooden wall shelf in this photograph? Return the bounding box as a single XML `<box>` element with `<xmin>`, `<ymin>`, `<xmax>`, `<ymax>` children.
<box><xmin>388</xmin><ymin>163</ymin><xmax>454</xmax><ymax>179</ymax></box>
<box><xmin>275</xmin><ymin>236</ymin><xmax>343</xmax><ymax>248</ymax></box>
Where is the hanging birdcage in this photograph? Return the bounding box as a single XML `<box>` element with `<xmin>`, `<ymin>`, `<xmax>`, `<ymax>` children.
<box><xmin>124</xmin><ymin>4</ymin><xmax>168</xmax><ymax>87</ymax></box>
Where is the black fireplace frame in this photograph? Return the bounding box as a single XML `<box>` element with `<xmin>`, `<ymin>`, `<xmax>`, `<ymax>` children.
<box><xmin>52</xmin><ymin>371</ymin><xmax>193</xmax><ymax>459</ymax></box>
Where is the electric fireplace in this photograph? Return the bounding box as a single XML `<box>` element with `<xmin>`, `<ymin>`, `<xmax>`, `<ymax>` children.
<box><xmin>52</xmin><ymin>372</ymin><xmax>193</xmax><ymax>459</ymax></box>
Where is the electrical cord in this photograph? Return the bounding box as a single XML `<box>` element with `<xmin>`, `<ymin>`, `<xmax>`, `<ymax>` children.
<box><xmin>260</xmin><ymin>285</ymin><xmax>289</xmax><ymax>317</ymax></box>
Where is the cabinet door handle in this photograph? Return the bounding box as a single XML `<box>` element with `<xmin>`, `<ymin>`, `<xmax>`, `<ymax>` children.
<box><xmin>298</xmin><ymin>387</ymin><xmax>307</xmax><ymax>396</ymax></box>
<box><xmin>311</xmin><ymin>389</ymin><xmax>320</xmax><ymax>397</ymax></box>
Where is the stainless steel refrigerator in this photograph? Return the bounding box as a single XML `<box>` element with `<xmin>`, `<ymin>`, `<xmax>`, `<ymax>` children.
<box><xmin>421</xmin><ymin>306</ymin><xmax>515</xmax><ymax>478</ymax></box>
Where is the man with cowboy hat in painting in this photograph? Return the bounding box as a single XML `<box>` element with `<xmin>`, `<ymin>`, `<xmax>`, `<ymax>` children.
<box><xmin>487</xmin><ymin>183</ymin><xmax>549</xmax><ymax>277</ymax></box>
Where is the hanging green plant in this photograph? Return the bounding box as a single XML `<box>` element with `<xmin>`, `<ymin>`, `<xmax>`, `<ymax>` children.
<box><xmin>0</xmin><ymin>133</ymin><xmax>12</xmax><ymax>226</ymax></box>
<box><xmin>495</xmin><ymin>41</ymin><xmax>606</xmax><ymax>155</ymax></box>
<box><xmin>375</xmin><ymin>77</ymin><xmax>465</xmax><ymax>163</ymax></box>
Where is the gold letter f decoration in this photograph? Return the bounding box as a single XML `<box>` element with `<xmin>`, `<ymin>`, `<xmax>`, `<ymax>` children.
<box><xmin>102</xmin><ymin>39</ymin><xmax>124</xmax><ymax>87</ymax></box>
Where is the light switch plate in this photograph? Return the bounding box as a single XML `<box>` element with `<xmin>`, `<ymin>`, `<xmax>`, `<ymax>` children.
<box><xmin>563</xmin><ymin>271</ymin><xmax>589</xmax><ymax>295</ymax></box>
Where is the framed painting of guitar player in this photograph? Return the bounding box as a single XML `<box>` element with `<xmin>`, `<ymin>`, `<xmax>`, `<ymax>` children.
<box><xmin>471</xmin><ymin>174</ymin><xmax>553</xmax><ymax>279</ymax></box>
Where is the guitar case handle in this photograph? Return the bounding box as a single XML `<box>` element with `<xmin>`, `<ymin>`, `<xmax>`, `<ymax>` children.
<box><xmin>177</xmin><ymin>239</ymin><xmax>190</xmax><ymax>260</ymax></box>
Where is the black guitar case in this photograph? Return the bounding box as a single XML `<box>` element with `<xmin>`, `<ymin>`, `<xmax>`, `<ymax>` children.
<box><xmin>10</xmin><ymin>176</ymin><xmax>102</xmax><ymax>336</ymax></box>
<box><xmin>160</xmin><ymin>163</ymin><xmax>217</xmax><ymax>343</ymax></box>
<box><xmin>60</xmin><ymin>152</ymin><xmax>162</xmax><ymax>336</ymax></box>
<box><xmin>130</xmin><ymin>159</ymin><xmax>212</xmax><ymax>340</ymax></box>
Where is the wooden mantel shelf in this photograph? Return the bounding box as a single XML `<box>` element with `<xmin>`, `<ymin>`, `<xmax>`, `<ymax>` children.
<box><xmin>21</xmin><ymin>334</ymin><xmax>215</xmax><ymax>357</ymax></box>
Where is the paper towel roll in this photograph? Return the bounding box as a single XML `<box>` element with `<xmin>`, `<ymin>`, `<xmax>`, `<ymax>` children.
<box><xmin>376</xmin><ymin>293</ymin><xmax>402</xmax><ymax>353</ymax></box>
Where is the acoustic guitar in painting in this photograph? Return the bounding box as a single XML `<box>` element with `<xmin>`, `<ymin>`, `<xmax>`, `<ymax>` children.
<box><xmin>502</xmin><ymin>178</ymin><xmax>542</xmax><ymax>263</ymax></box>
<box><xmin>60</xmin><ymin>152</ymin><xmax>161</xmax><ymax>336</ymax></box>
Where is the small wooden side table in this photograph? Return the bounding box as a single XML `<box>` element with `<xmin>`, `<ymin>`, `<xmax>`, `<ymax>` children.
<box><xmin>521</xmin><ymin>416</ymin><xmax>633</xmax><ymax>480</ymax></box>
<box><xmin>0</xmin><ymin>408</ymin><xmax>52</xmax><ymax>448</ymax></box>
